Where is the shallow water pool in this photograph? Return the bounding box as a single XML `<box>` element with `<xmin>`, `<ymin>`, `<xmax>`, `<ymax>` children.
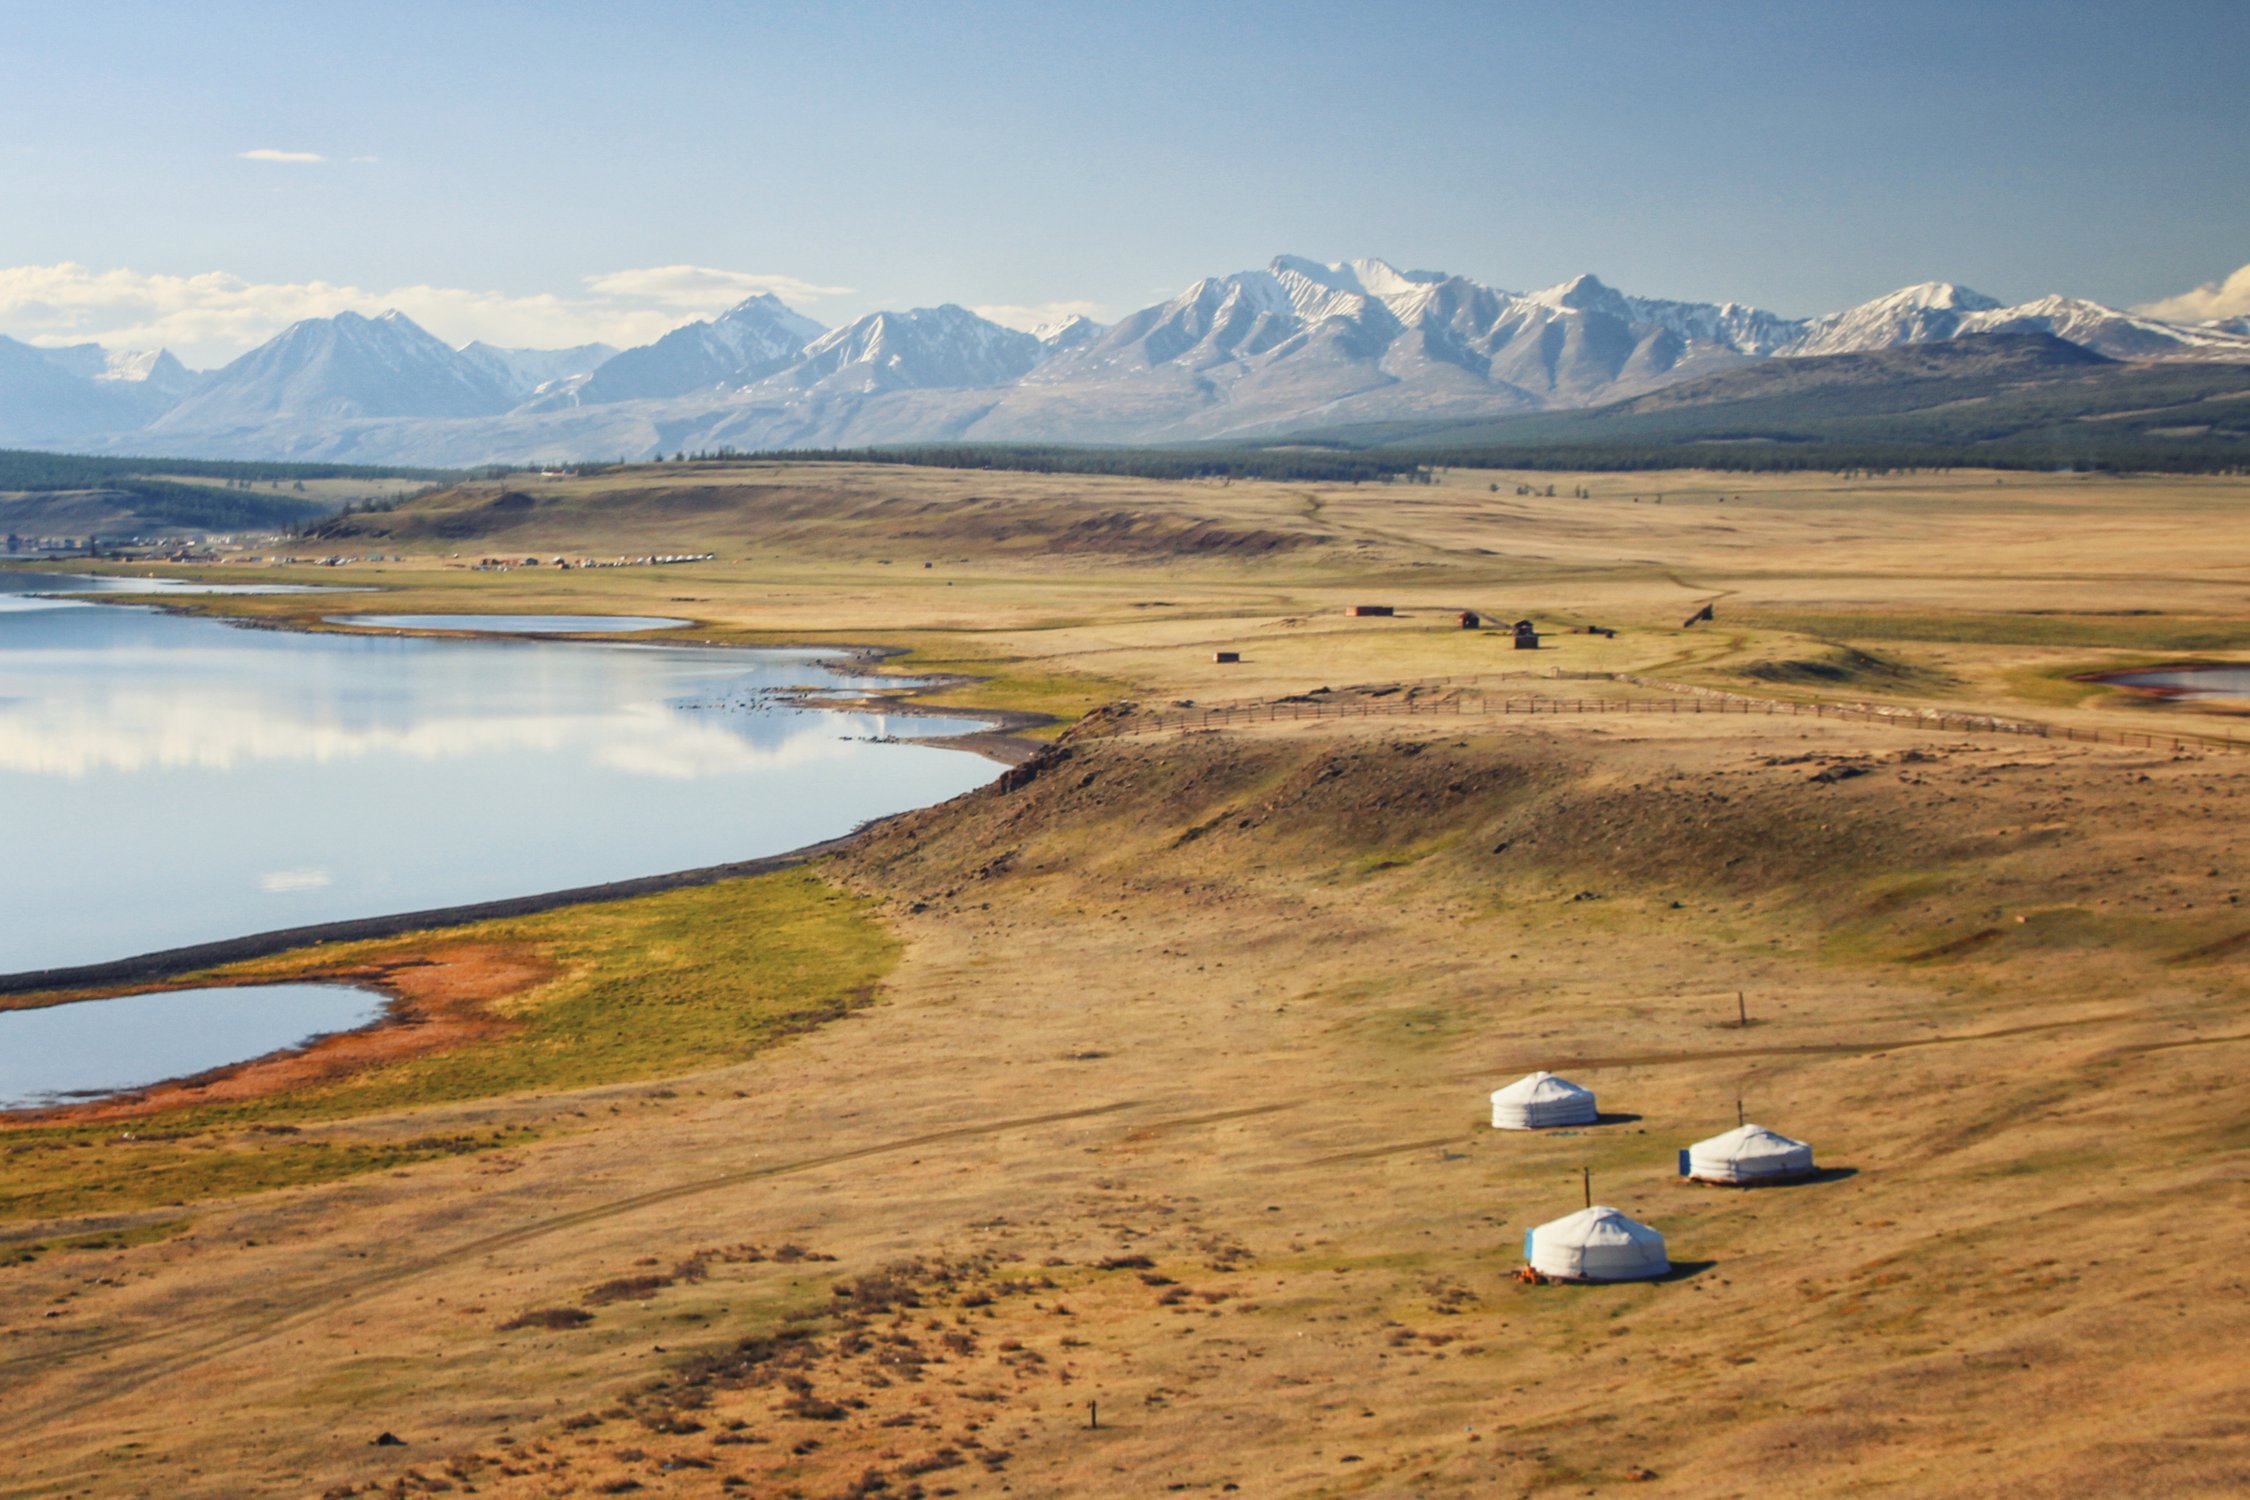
<box><xmin>0</xmin><ymin>983</ymin><xmax>386</xmax><ymax>1110</ymax></box>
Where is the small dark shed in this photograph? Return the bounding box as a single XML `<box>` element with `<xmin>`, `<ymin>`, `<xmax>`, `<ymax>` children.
<box><xmin>1346</xmin><ymin>604</ymin><xmax>1395</xmax><ymax>617</ymax></box>
<box><xmin>1458</xmin><ymin>610</ymin><xmax>1481</xmax><ymax>630</ymax></box>
<box><xmin>1512</xmin><ymin>619</ymin><xmax>1541</xmax><ymax>650</ymax></box>
<box><xmin>1213</xmin><ymin>651</ymin><xmax>1241</xmax><ymax>664</ymax></box>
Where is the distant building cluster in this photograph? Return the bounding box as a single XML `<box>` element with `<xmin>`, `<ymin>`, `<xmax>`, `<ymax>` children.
<box><xmin>469</xmin><ymin>552</ymin><xmax>716</xmax><ymax>572</ymax></box>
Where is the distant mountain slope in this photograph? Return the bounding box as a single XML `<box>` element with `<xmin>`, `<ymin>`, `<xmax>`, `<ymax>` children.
<box><xmin>1293</xmin><ymin>333</ymin><xmax>2250</xmax><ymax>469</ymax></box>
<box><xmin>0</xmin><ymin>450</ymin><xmax>452</xmax><ymax>539</ymax></box>
<box><xmin>0</xmin><ymin>336</ymin><xmax>194</xmax><ymax>446</ymax></box>
<box><xmin>147</xmin><ymin>309</ymin><xmax>520</xmax><ymax>433</ymax></box>
<box><xmin>457</xmin><ymin>340</ymin><xmax>617</xmax><ymax>403</ymax></box>
<box><xmin>548</xmin><ymin>294</ymin><xmax>824</xmax><ymax>408</ymax></box>
<box><xmin>22</xmin><ymin>255</ymin><xmax>2250</xmax><ymax>464</ymax></box>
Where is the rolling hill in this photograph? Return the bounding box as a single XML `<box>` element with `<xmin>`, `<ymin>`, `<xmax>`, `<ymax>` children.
<box><xmin>1294</xmin><ymin>334</ymin><xmax>2250</xmax><ymax>470</ymax></box>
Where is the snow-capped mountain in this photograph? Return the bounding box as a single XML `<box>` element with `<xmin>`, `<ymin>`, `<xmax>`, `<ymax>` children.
<box><xmin>457</xmin><ymin>340</ymin><xmax>617</xmax><ymax>403</ymax></box>
<box><xmin>0</xmin><ymin>336</ymin><xmax>197</xmax><ymax>446</ymax></box>
<box><xmin>1034</xmin><ymin>314</ymin><xmax>1106</xmax><ymax>355</ymax></box>
<box><xmin>16</xmin><ymin>255</ymin><xmax>2250</xmax><ymax>463</ymax></box>
<box><xmin>1785</xmin><ymin>282</ymin><xmax>2005</xmax><ymax>356</ymax></box>
<box><xmin>545</xmin><ymin>294</ymin><xmax>825</xmax><ymax>408</ymax></box>
<box><xmin>35</xmin><ymin>342</ymin><xmax>202</xmax><ymax>396</ymax></box>
<box><xmin>766</xmin><ymin>305</ymin><xmax>1045</xmax><ymax>396</ymax></box>
<box><xmin>145</xmin><ymin>309</ymin><xmax>520</xmax><ymax>437</ymax></box>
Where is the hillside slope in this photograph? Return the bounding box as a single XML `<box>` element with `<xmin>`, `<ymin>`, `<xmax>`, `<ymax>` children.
<box><xmin>1301</xmin><ymin>333</ymin><xmax>2250</xmax><ymax>468</ymax></box>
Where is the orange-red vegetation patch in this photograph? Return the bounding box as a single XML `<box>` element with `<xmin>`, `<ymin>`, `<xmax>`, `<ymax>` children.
<box><xmin>0</xmin><ymin>942</ymin><xmax>553</xmax><ymax>1127</ymax></box>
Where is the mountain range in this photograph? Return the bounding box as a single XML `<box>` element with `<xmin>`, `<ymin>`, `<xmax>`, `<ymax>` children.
<box><xmin>5</xmin><ymin>256</ymin><xmax>2247</xmax><ymax>464</ymax></box>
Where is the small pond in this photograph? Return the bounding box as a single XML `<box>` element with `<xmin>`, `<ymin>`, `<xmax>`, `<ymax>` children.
<box><xmin>0</xmin><ymin>983</ymin><xmax>386</xmax><ymax>1111</ymax></box>
<box><xmin>328</xmin><ymin>614</ymin><xmax>688</xmax><ymax>634</ymax></box>
<box><xmin>2103</xmin><ymin>665</ymin><xmax>2250</xmax><ymax>702</ymax></box>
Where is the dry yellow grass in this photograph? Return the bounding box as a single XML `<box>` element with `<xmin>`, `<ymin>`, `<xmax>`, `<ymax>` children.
<box><xmin>1</xmin><ymin>463</ymin><xmax>2245</xmax><ymax>1497</ymax></box>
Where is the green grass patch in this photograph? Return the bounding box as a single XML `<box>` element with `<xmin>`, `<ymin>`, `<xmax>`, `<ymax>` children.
<box><xmin>0</xmin><ymin>1216</ymin><xmax>189</xmax><ymax>1268</ymax></box>
<box><xmin>1738</xmin><ymin>609</ymin><xmax>2250</xmax><ymax>653</ymax></box>
<box><xmin>1335</xmin><ymin>831</ymin><xmax>1462</xmax><ymax>880</ymax></box>
<box><xmin>861</xmin><ymin>642</ymin><xmax>1126</xmax><ymax>737</ymax></box>
<box><xmin>0</xmin><ymin>867</ymin><xmax>901</xmax><ymax>1223</ymax></box>
<box><xmin>216</xmin><ymin>866</ymin><xmax>901</xmax><ymax>1120</ymax></box>
<box><xmin>1735</xmin><ymin>642</ymin><xmax>1951</xmax><ymax>695</ymax></box>
<box><xmin>0</xmin><ymin>1132</ymin><xmax>527</xmax><ymax>1224</ymax></box>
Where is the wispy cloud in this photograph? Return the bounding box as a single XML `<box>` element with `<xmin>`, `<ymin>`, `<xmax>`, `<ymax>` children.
<box><xmin>970</xmin><ymin>299</ymin><xmax>1105</xmax><ymax>333</ymax></box>
<box><xmin>2135</xmin><ymin>262</ymin><xmax>2250</xmax><ymax>323</ymax></box>
<box><xmin>238</xmin><ymin>148</ymin><xmax>326</xmax><ymax>164</ymax></box>
<box><xmin>0</xmin><ymin>261</ymin><xmax>849</xmax><ymax>367</ymax></box>
<box><xmin>582</xmin><ymin>265</ymin><xmax>852</xmax><ymax>309</ymax></box>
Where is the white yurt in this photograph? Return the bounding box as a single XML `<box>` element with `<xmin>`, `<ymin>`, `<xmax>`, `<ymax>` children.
<box><xmin>1489</xmin><ymin>1070</ymin><xmax>1598</xmax><ymax>1130</ymax></box>
<box><xmin>1681</xmin><ymin>1123</ymin><xmax>1815</xmax><ymax>1185</ymax></box>
<box><xmin>1523</xmin><ymin>1204</ymin><xmax>1670</xmax><ymax>1283</ymax></box>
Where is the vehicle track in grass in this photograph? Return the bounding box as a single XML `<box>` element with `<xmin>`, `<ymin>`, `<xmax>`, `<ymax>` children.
<box><xmin>0</xmin><ymin>1096</ymin><xmax>1154</xmax><ymax>1447</ymax></box>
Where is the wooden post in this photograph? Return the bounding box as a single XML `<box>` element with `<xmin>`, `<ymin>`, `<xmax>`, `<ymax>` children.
<box><xmin>1089</xmin><ymin>1400</ymin><xmax>1099</xmax><ymax>1430</ymax></box>
<box><xmin>1737</xmin><ymin>991</ymin><xmax>1747</xmax><ymax>1028</ymax></box>
<box><xmin>1736</xmin><ymin>1097</ymin><xmax>1744</xmax><ymax>1128</ymax></box>
<box><xmin>1582</xmin><ymin>1166</ymin><xmax>1591</xmax><ymax>1209</ymax></box>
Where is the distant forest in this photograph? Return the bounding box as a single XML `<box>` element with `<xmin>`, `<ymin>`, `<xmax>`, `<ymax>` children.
<box><xmin>0</xmin><ymin>449</ymin><xmax>467</xmax><ymax>537</ymax></box>
<box><xmin>1314</xmin><ymin>358</ymin><xmax>2250</xmax><ymax>475</ymax></box>
<box><xmin>1392</xmin><ymin>441</ymin><xmax>2249</xmax><ymax>475</ymax></box>
<box><xmin>0</xmin><ymin>449</ymin><xmax>462</xmax><ymax>492</ymax></box>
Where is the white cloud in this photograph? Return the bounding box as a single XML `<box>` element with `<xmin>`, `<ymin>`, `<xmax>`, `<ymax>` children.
<box><xmin>969</xmin><ymin>299</ymin><xmax>1106</xmax><ymax>332</ymax></box>
<box><xmin>2135</xmin><ymin>262</ymin><xmax>2250</xmax><ymax>323</ymax></box>
<box><xmin>238</xmin><ymin>148</ymin><xmax>325</xmax><ymax>164</ymax></box>
<box><xmin>583</xmin><ymin>264</ymin><xmax>852</xmax><ymax>310</ymax></box>
<box><xmin>0</xmin><ymin>261</ymin><xmax>850</xmax><ymax>367</ymax></box>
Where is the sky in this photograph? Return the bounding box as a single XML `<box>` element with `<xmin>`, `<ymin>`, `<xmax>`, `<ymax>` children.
<box><xmin>2</xmin><ymin>0</ymin><xmax>2247</xmax><ymax>367</ymax></box>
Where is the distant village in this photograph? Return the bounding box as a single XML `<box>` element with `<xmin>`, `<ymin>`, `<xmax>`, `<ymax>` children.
<box><xmin>4</xmin><ymin>530</ymin><xmax>714</xmax><ymax>573</ymax></box>
<box><xmin>468</xmin><ymin>553</ymin><xmax>717</xmax><ymax>572</ymax></box>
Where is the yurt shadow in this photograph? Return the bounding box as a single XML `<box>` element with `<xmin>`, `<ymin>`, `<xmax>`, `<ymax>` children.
<box><xmin>1679</xmin><ymin>1164</ymin><xmax>1856</xmax><ymax>1190</ymax></box>
<box><xmin>1651</xmin><ymin>1259</ymin><xmax>1720</xmax><ymax>1283</ymax></box>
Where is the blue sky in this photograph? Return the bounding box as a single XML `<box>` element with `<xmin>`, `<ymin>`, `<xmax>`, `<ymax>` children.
<box><xmin>3</xmin><ymin>0</ymin><xmax>2246</xmax><ymax>364</ymax></box>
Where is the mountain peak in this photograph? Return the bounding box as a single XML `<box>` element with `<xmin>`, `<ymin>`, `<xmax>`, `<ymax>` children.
<box><xmin>1527</xmin><ymin>273</ymin><xmax>1631</xmax><ymax>316</ymax></box>
<box><xmin>1871</xmin><ymin>282</ymin><xmax>2004</xmax><ymax>313</ymax></box>
<box><xmin>717</xmin><ymin>291</ymin><xmax>803</xmax><ymax>321</ymax></box>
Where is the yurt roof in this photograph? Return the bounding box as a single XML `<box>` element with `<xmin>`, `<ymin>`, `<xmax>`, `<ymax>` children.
<box><xmin>1490</xmin><ymin>1070</ymin><xmax>1593</xmax><ymax>1104</ymax></box>
<box><xmin>1536</xmin><ymin>1203</ymin><xmax>1663</xmax><ymax>1248</ymax></box>
<box><xmin>1691</xmin><ymin>1123</ymin><xmax>1809</xmax><ymax>1159</ymax></box>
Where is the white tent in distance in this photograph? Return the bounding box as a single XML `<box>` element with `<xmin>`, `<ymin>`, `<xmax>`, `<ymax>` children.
<box><xmin>1523</xmin><ymin>1204</ymin><xmax>1671</xmax><ymax>1283</ymax></box>
<box><xmin>1680</xmin><ymin>1123</ymin><xmax>1815</xmax><ymax>1185</ymax></box>
<box><xmin>1490</xmin><ymin>1071</ymin><xmax>1597</xmax><ymax>1130</ymax></box>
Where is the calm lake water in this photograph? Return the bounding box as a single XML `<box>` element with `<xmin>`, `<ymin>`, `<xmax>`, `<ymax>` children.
<box><xmin>0</xmin><ymin>570</ymin><xmax>994</xmax><ymax>974</ymax></box>
<box><xmin>2109</xmin><ymin>665</ymin><xmax>2250</xmax><ymax>700</ymax></box>
<box><xmin>0</xmin><ymin>983</ymin><xmax>385</xmax><ymax>1110</ymax></box>
<box><xmin>329</xmin><ymin>613</ymin><xmax>689</xmax><ymax>633</ymax></box>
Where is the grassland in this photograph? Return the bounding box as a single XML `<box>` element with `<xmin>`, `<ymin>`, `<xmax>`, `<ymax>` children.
<box><xmin>0</xmin><ymin>869</ymin><xmax>894</xmax><ymax>1224</ymax></box>
<box><xmin>0</xmin><ymin>462</ymin><xmax>2245</xmax><ymax>1497</ymax></box>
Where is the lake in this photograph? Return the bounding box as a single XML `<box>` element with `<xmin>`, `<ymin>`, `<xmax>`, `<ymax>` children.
<box><xmin>2105</xmin><ymin>665</ymin><xmax>2250</xmax><ymax>701</ymax></box>
<box><xmin>0</xmin><ymin>571</ymin><xmax>996</xmax><ymax>975</ymax></box>
<box><xmin>0</xmin><ymin>982</ymin><xmax>385</xmax><ymax>1110</ymax></box>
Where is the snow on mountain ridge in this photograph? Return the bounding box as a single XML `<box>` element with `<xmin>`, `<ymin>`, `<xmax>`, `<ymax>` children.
<box><xmin>458</xmin><ymin>340</ymin><xmax>618</xmax><ymax>402</ymax></box>
<box><xmin>14</xmin><ymin>255</ymin><xmax>2250</xmax><ymax>463</ymax></box>
<box><xmin>546</xmin><ymin>294</ymin><xmax>826</xmax><ymax>409</ymax></box>
<box><xmin>782</xmin><ymin>304</ymin><xmax>1045</xmax><ymax>394</ymax></box>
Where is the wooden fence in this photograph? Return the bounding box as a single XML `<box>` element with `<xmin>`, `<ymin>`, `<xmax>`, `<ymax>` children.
<box><xmin>1093</xmin><ymin>685</ymin><xmax>2244</xmax><ymax>755</ymax></box>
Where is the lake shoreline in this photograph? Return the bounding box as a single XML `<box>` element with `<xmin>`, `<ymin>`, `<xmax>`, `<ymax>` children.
<box><xmin>0</xmin><ymin>578</ymin><xmax>1052</xmax><ymax>997</ymax></box>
